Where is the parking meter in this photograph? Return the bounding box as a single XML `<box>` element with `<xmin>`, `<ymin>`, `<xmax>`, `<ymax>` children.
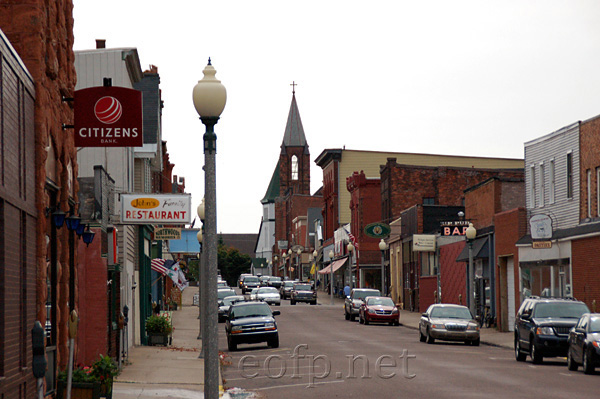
<box><xmin>31</xmin><ymin>321</ymin><xmax>47</xmax><ymax>378</ymax></box>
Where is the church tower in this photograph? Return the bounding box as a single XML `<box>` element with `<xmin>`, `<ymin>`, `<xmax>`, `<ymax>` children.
<box><xmin>279</xmin><ymin>88</ymin><xmax>310</xmax><ymax>196</ymax></box>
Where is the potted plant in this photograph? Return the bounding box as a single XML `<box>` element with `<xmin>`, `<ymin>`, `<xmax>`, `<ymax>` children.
<box><xmin>145</xmin><ymin>314</ymin><xmax>173</xmax><ymax>346</ymax></box>
<box><xmin>56</xmin><ymin>355</ymin><xmax>118</xmax><ymax>399</ymax></box>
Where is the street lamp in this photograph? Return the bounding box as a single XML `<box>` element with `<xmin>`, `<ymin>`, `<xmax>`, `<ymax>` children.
<box><xmin>312</xmin><ymin>250</ymin><xmax>318</xmax><ymax>284</ymax></box>
<box><xmin>192</xmin><ymin>58</ymin><xmax>226</xmax><ymax>399</ymax></box>
<box><xmin>379</xmin><ymin>239</ymin><xmax>388</xmax><ymax>296</ymax></box>
<box><xmin>328</xmin><ymin>250</ymin><xmax>334</xmax><ymax>305</ymax></box>
<box><xmin>196</xmin><ymin>228</ymin><xmax>203</xmax><ymax>344</ymax></box>
<box><xmin>347</xmin><ymin>243</ymin><xmax>354</xmax><ymax>290</ymax></box>
<box><xmin>465</xmin><ymin>222</ymin><xmax>477</xmax><ymax>317</ymax></box>
<box><xmin>296</xmin><ymin>248</ymin><xmax>302</xmax><ymax>280</ymax></box>
<box><xmin>274</xmin><ymin>256</ymin><xmax>278</xmax><ymax>277</ymax></box>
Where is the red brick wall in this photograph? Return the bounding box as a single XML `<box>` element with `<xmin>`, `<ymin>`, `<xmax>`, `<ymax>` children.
<box><xmin>279</xmin><ymin>147</ymin><xmax>310</xmax><ymax>197</ymax></box>
<box><xmin>440</xmin><ymin>241</ymin><xmax>467</xmax><ymax>306</ymax></box>
<box><xmin>347</xmin><ymin>171</ymin><xmax>381</xmax><ymax>267</ymax></box>
<box><xmin>580</xmin><ymin>116</ymin><xmax>600</xmax><ymax>219</ymax></box>
<box><xmin>322</xmin><ymin>162</ymin><xmax>339</xmax><ymax>240</ymax></box>
<box><xmin>572</xmin><ymin>236</ymin><xmax>600</xmax><ymax>310</ymax></box>
<box><xmin>419</xmin><ymin>276</ymin><xmax>438</xmax><ymax>312</ymax></box>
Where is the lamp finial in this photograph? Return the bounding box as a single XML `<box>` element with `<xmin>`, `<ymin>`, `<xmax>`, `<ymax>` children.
<box><xmin>208</xmin><ymin>57</ymin><xmax>212</xmax><ymax>65</ymax></box>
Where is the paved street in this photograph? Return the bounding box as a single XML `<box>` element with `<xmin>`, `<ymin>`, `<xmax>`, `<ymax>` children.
<box><xmin>221</xmin><ymin>297</ymin><xmax>600</xmax><ymax>399</ymax></box>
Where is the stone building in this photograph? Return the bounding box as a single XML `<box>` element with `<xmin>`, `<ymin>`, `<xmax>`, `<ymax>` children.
<box><xmin>0</xmin><ymin>1</ymin><xmax>79</xmax><ymax>396</ymax></box>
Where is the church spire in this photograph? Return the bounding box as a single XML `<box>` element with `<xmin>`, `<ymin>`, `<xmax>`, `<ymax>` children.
<box><xmin>281</xmin><ymin>87</ymin><xmax>308</xmax><ymax>153</ymax></box>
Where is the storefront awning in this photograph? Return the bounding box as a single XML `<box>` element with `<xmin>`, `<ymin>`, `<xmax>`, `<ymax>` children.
<box><xmin>456</xmin><ymin>237</ymin><xmax>489</xmax><ymax>262</ymax></box>
<box><xmin>318</xmin><ymin>258</ymin><xmax>348</xmax><ymax>275</ymax></box>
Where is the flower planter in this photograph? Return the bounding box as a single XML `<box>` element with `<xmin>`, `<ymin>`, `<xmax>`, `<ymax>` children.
<box><xmin>57</xmin><ymin>380</ymin><xmax>101</xmax><ymax>399</ymax></box>
<box><xmin>147</xmin><ymin>332</ymin><xmax>170</xmax><ymax>346</ymax></box>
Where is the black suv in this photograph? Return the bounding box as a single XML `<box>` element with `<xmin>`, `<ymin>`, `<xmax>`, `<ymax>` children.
<box><xmin>290</xmin><ymin>282</ymin><xmax>317</xmax><ymax>305</ymax></box>
<box><xmin>225</xmin><ymin>301</ymin><xmax>280</xmax><ymax>351</ymax></box>
<box><xmin>514</xmin><ymin>297</ymin><xmax>589</xmax><ymax>364</ymax></box>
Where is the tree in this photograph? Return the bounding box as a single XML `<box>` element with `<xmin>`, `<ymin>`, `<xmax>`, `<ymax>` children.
<box><xmin>218</xmin><ymin>241</ymin><xmax>251</xmax><ymax>287</ymax></box>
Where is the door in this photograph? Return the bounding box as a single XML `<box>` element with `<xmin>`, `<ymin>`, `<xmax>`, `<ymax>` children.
<box><xmin>507</xmin><ymin>257</ymin><xmax>516</xmax><ymax>331</ymax></box>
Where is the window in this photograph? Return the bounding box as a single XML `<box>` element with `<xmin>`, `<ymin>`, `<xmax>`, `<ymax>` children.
<box><xmin>567</xmin><ymin>152</ymin><xmax>573</xmax><ymax>199</ymax></box>
<box><xmin>587</xmin><ymin>169</ymin><xmax>592</xmax><ymax>218</ymax></box>
<box><xmin>539</xmin><ymin>163</ymin><xmax>545</xmax><ymax>207</ymax></box>
<box><xmin>291</xmin><ymin>155</ymin><xmax>298</xmax><ymax>181</ymax></box>
<box><xmin>597</xmin><ymin>167</ymin><xmax>600</xmax><ymax>217</ymax></box>
<box><xmin>530</xmin><ymin>165</ymin><xmax>536</xmax><ymax>208</ymax></box>
<box><xmin>420</xmin><ymin>252</ymin><xmax>436</xmax><ymax>276</ymax></box>
<box><xmin>549</xmin><ymin>159</ymin><xmax>555</xmax><ymax>204</ymax></box>
<box><xmin>423</xmin><ymin>197</ymin><xmax>435</xmax><ymax>205</ymax></box>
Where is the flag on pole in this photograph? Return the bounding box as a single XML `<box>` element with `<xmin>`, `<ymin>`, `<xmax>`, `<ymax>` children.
<box><xmin>347</xmin><ymin>229</ymin><xmax>359</xmax><ymax>250</ymax></box>
<box><xmin>151</xmin><ymin>258</ymin><xmax>173</xmax><ymax>275</ymax></box>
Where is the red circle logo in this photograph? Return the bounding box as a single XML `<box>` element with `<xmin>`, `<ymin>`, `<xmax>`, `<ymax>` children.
<box><xmin>94</xmin><ymin>96</ymin><xmax>123</xmax><ymax>124</ymax></box>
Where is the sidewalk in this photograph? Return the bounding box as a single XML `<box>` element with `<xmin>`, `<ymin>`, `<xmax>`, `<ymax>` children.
<box><xmin>316</xmin><ymin>289</ymin><xmax>513</xmax><ymax>349</ymax></box>
<box><xmin>112</xmin><ymin>287</ymin><xmax>212</xmax><ymax>399</ymax></box>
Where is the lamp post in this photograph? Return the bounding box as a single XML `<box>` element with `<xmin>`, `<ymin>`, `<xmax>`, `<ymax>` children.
<box><xmin>274</xmin><ymin>256</ymin><xmax>278</xmax><ymax>277</ymax></box>
<box><xmin>465</xmin><ymin>222</ymin><xmax>477</xmax><ymax>317</ymax></box>
<box><xmin>296</xmin><ymin>248</ymin><xmax>302</xmax><ymax>280</ymax></box>
<box><xmin>282</xmin><ymin>253</ymin><xmax>287</xmax><ymax>279</ymax></box>
<box><xmin>379</xmin><ymin>239</ymin><xmax>388</xmax><ymax>296</ymax></box>
<box><xmin>196</xmin><ymin>227</ymin><xmax>203</xmax><ymax>344</ymax></box>
<box><xmin>347</xmin><ymin>243</ymin><xmax>354</xmax><ymax>290</ymax></box>
<box><xmin>288</xmin><ymin>249</ymin><xmax>292</xmax><ymax>278</ymax></box>
<box><xmin>328</xmin><ymin>250</ymin><xmax>334</xmax><ymax>305</ymax></box>
<box><xmin>313</xmin><ymin>249</ymin><xmax>318</xmax><ymax>285</ymax></box>
<box><xmin>192</xmin><ymin>58</ymin><xmax>226</xmax><ymax>399</ymax></box>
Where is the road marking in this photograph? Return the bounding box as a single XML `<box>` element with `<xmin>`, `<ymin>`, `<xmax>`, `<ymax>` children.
<box><xmin>559</xmin><ymin>373</ymin><xmax>572</xmax><ymax>377</ymax></box>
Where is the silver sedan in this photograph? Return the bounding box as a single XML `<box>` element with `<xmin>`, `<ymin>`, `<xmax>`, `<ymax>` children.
<box><xmin>419</xmin><ymin>304</ymin><xmax>480</xmax><ymax>346</ymax></box>
<box><xmin>255</xmin><ymin>287</ymin><xmax>281</xmax><ymax>306</ymax></box>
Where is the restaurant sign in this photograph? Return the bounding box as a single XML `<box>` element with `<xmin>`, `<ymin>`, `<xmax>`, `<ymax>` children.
<box><xmin>440</xmin><ymin>220</ymin><xmax>470</xmax><ymax>236</ymax></box>
<box><xmin>121</xmin><ymin>194</ymin><xmax>191</xmax><ymax>224</ymax></box>
<box><xmin>154</xmin><ymin>228</ymin><xmax>182</xmax><ymax>240</ymax></box>
<box><xmin>74</xmin><ymin>86</ymin><xmax>143</xmax><ymax>147</ymax></box>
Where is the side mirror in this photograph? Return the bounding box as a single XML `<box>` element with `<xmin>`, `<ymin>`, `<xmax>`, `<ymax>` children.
<box><xmin>475</xmin><ymin>315</ymin><xmax>482</xmax><ymax>323</ymax></box>
<box><xmin>521</xmin><ymin>313</ymin><xmax>531</xmax><ymax>320</ymax></box>
<box><xmin>272</xmin><ymin>310</ymin><xmax>281</xmax><ymax>316</ymax></box>
<box><xmin>421</xmin><ymin>312</ymin><xmax>428</xmax><ymax>318</ymax></box>
<box><xmin>346</xmin><ymin>296</ymin><xmax>351</xmax><ymax>300</ymax></box>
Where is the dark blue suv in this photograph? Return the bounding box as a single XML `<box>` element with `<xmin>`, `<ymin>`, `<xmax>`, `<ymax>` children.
<box><xmin>515</xmin><ymin>297</ymin><xmax>589</xmax><ymax>364</ymax></box>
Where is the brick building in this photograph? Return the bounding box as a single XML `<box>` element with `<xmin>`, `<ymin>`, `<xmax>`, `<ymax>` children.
<box><xmin>0</xmin><ymin>1</ymin><xmax>79</xmax><ymax>396</ymax></box>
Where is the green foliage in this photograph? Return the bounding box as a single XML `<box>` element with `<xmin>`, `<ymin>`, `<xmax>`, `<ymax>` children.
<box><xmin>186</xmin><ymin>259</ymin><xmax>199</xmax><ymax>281</ymax></box>
<box><xmin>57</xmin><ymin>354</ymin><xmax>118</xmax><ymax>383</ymax></box>
<box><xmin>145</xmin><ymin>314</ymin><xmax>172</xmax><ymax>334</ymax></box>
<box><xmin>218</xmin><ymin>239</ymin><xmax>251</xmax><ymax>286</ymax></box>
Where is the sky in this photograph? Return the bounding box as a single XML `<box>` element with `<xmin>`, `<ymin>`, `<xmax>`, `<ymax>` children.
<box><xmin>72</xmin><ymin>1</ymin><xmax>600</xmax><ymax>234</ymax></box>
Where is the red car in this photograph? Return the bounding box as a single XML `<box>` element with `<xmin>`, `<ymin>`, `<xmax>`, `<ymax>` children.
<box><xmin>359</xmin><ymin>296</ymin><xmax>400</xmax><ymax>326</ymax></box>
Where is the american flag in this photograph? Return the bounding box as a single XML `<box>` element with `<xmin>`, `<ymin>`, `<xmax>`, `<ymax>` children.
<box><xmin>151</xmin><ymin>258</ymin><xmax>176</xmax><ymax>275</ymax></box>
<box><xmin>347</xmin><ymin>229</ymin><xmax>359</xmax><ymax>250</ymax></box>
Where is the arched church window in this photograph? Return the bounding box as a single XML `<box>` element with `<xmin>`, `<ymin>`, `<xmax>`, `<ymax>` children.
<box><xmin>291</xmin><ymin>155</ymin><xmax>298</xmax><ymax>181</ymax></box>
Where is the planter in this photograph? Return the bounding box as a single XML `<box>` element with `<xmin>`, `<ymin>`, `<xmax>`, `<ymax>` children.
<box><xmin>147</xmin><ymin>332</ymin><xmax>170</xmax><ymax>346</ymax></box>
<box><xmin>57</xmin><ymin>380</ymin><xmax>101</xmax><ymax>399</ymax></box>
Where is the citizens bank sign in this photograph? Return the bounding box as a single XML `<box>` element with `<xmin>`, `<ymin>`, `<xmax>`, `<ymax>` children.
<box><xmin>121</xmin><ymin>194</ymin><xmax>191</xmax><ymax>224</ymax></box>
<box><xmin>74</xmin><ymin>86</ymin><xmax>143</xmax><ymax>147</ymax></box>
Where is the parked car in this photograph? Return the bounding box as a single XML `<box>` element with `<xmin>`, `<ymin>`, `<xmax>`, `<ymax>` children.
<box><xmin>280</xmin><ymin>280</ymin><xmax>295</xmax><ymax>299</ymax></box>
<box><xmin>238</xmin><ymin>273</ymin><xmax>253</xmax><ymax>289</ymax></box>
<box><xmin>344</xmin><ymin>288</ymin><xmax>381</xmax><ymax>321</ymax></box>
<box><xmin>419</xmin><ymin>304</ymin><xmax>480</xmax><ymax>346</ymax></box>
<box><xmin>567</xmin><ymin>313</ymin><xmax>600</xmax><ymax>374</ymax></box>
<box><xmin>255</xmin><ymin>287</ymin><xmax>281</xmax><ymax>306</ymax></box>
<box><xmin>217</xmin><ymin>281</ymin><xmax>229</xmax><ymax>289</ymax></box>
<box><xmin>359</xmin><ymin>296</ymin><xmax>400</xmax><ymax>326</ymax></box>
<box><xmin>225</xmin><ymin>301</ymin><xmax>280</xmax><ymax>351</ymax></box>
<box><xmin>241</xmin><ymin>276</ymin><xmax>261</xmax><ymax>294</ymax></box>
<box><xmin>217</xmin><ymin>288</ymin><xmax>237</xmax><ymax>306</ymax></box>
<box><xmin>218</xmin><ymin>295</ymin><xmax>245</xmax><ymax>322</ymax></box>
<box><xmin>268</xmin><ymin>276</ymin><xmax>283</xmax><ymax>289</ymax></box>
<box><xmin>514</xmin><ymin>297</ymin><xmax>590</xmax><ymax>364</ymax></box>
<box><xmin>290</xmin><ymin>282</ymin><xmax>317</xmax><ymax>305</ymax></box>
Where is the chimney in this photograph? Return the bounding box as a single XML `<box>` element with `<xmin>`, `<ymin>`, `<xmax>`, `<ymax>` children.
<box><xmin>96</xmin><ymin>39</ymin><xmax>106</xmax><ymax>49</ymax></box>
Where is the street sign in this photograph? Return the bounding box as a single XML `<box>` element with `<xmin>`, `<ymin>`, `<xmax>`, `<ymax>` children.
<box><xmin>364</xmin><ymin>222</ymin><xmax>391</xmax><ymax>239</ymax></box>
<box><xmin>532</xmin><ymin>241</ymin><xmax>552</xmax><ymax>249</ymax></box>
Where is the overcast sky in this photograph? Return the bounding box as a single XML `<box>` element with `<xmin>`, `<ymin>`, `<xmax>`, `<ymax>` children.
<box><xmin>73</xmin><ymin>1</ymin><xmax>600</xmax><ymax>234</ymax></box>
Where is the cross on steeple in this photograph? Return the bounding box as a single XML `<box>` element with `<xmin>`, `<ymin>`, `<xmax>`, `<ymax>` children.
<box><xmin>290</xmin><ymin>81</ymin><xmax>298</xmax><ymax>95</ymax></box>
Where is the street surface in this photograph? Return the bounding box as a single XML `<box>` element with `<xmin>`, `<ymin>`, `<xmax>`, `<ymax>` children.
<box><xmin>220</xmin><ymin>299</ymin><xmax>599</xmax><ymax>399</ymax></box>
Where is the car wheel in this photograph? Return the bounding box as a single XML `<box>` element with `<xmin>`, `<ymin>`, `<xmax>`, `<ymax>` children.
<box><xmin>419</xmin><ymin>329</ymin><xmax>426</xmax><ymax>342</ymax></box>
<box><xmin>311</xmin><ymin>301</ymin><xmax>317</xmax><ymax>305</ymax></box>
<box><xmin>394</xmin><ymin>320</ymin><xmax>400</xmax><ymax>326</ymax></box>
<box><xmin>277</xmin><ymin>302</ymin><xmax>281</xmax><ymax>306</ymax></box>
<box><xmin>515</xmin><ymin>338</ymin><xmax>527</xmax><ymax>362</ymax></box>
<box><xmin>291</xmin><ymin>300</ymin><xmax>296</xmax><ymax>305</ymax></box>
<box><xmin>227</xmin><ymin>336</ymin><xmax>237</xmax><ymax>352</ymax></box>
<box><xmin>531</xmin><ymin>341</ymin><xmax>543</xmax><ymax>364</ymax></box>
<box><xmin>471</xmin><ymin>338</ymin><xmax>480</xmax><ymax>347</ymax></box>
<box><xmin>350</xmin><ymin>314</ymin><xmax>356</xmax><ymax>322</ymax></box>
<box><xmin>426</xmin><ymin>328</ymin><xmax>435</xmax><ymax>344</ymax></box>
<box><xmin>583</xmin><ymin>347</ymin><xmax>595</xmax><ymax>375</ymax></box>
<box><xmin>345</xmin><ymin>310</ymin><xmax>350</xmax><ymax>321</ymax></box>
<box><xmin>269</xmin><ymin>335</ymin><xmax>280</xmax><ymax>349</ymax></box>
<box><xmin>567</xmin><ymin>348</ymin><xmax>578</xmax><ymax>371</ymax></box>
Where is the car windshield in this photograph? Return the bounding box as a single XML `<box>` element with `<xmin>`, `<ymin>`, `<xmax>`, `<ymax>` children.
<box><xmin>354</xmin><ymin>290</ymin><xmax>381</xmax><ymax>300</ymax></box>
<box><xmin>590</xmin><ymin>317</ymin><xmax>600</xmax><ymax>332</ymax></box>
<box><xmin>244</xmin><ymin>277</ymin><xmax>259</xmax><ymax>283</ymax></box>
<box><xmin>294</xmin><ymin>284</ymin><xmax>311</xmax><ymax>291</ymax></box>
<box><xmin>533</xmin><ymin>302</ymin><xmax>590</xmax><ymax>318</ymax></box>
<box><xmin>250</xmin><ymin>288</ymin><xmax>258</xmax><ymax>294</ymax></box>
<box><xmin>284</xmin><ymin>281</ymin><xmax>294</xmax><ymax>287</ymax></box>
<box><xmin>223</xmin><ymin>296</ymin><xmax>243</xmax><ymax>306</ymax></box>
<box><xmin>218</xmin><ymin>290</ymin><xmax>236</xmax><ymax>300</ymax></box>
<box><xmin>430</xmin><ymin>306</ymin><xmax>473</xmax><ymax>319</ymax></box>
<box><xmin>230</xmin><ymin>304</ymin><xmax>272</xmax><ymax>319</ymax></box>
<box><xmin>270</xmin><ymin>277</ymin><xmax>281</xmax><ymax>282</ymax></box>
<box><xmin>366</xmin><ymin>297</ymin><xmax>395</xmax><ymax>307</ymax></box>
<box><xmin>258</xmin><ymin>287</ymin><xmax>278</xmax><ymax>294</ymax></box>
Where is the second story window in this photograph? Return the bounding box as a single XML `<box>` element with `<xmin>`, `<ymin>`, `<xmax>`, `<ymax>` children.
<box><xmin>566</xmin><ymin>152</ymin><xmax>573</xmax><ymax>199</ymax></box>
<box><xmin>549</xmin><ymin>159</ymin><xmax>555</xmax><ymax>204</ymax></box>
<box><xmin>423</xmin><ymin>197</ymin><xmax>435</xmax><ymax>205</ymax></box>
<box><xmin>587</xmin><ymin>169</ymin><xmax>592</xmax><ymax>218</ymax></box>
<box><xmin>291</xmin><ymin>155</ymin><xmax>298</xmax><ymax>181</ymax></box>
<box><xmin>539</xmin><ymin>163</ymin><xmax>545</xmax><ymax>207</ymax></box>
<box><xmin>530</xmin><ymin>165</ymin><xmax>536</xmax><ymax>208</ymax></box>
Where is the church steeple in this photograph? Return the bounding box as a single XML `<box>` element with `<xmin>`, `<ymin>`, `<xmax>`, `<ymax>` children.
<box><xmin>279</xmin><ymin>87</ymin><xmax>310</xmax><ymax>196</ymax></box>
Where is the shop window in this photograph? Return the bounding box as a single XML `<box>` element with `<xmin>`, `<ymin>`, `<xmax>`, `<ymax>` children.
<box><xmin>420</xmin><ymin>252</ymin><xmax>436</xmax><ymax>276</ymax></box>
<box><xmin>520</xmin><ymin>263</ymin><xmax>571</xmax><ymax>301</ymax></box>
<box><xmin>423</xmin><ymin>197</ymin><xmax>435</xmax><ymax>205</ymax></box>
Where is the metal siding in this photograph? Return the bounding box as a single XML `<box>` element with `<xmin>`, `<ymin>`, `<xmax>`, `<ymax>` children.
<box><xmin>524</xmin><ymin>123</ymin><xmax>580</xmax><ymax>231</ymax></box>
